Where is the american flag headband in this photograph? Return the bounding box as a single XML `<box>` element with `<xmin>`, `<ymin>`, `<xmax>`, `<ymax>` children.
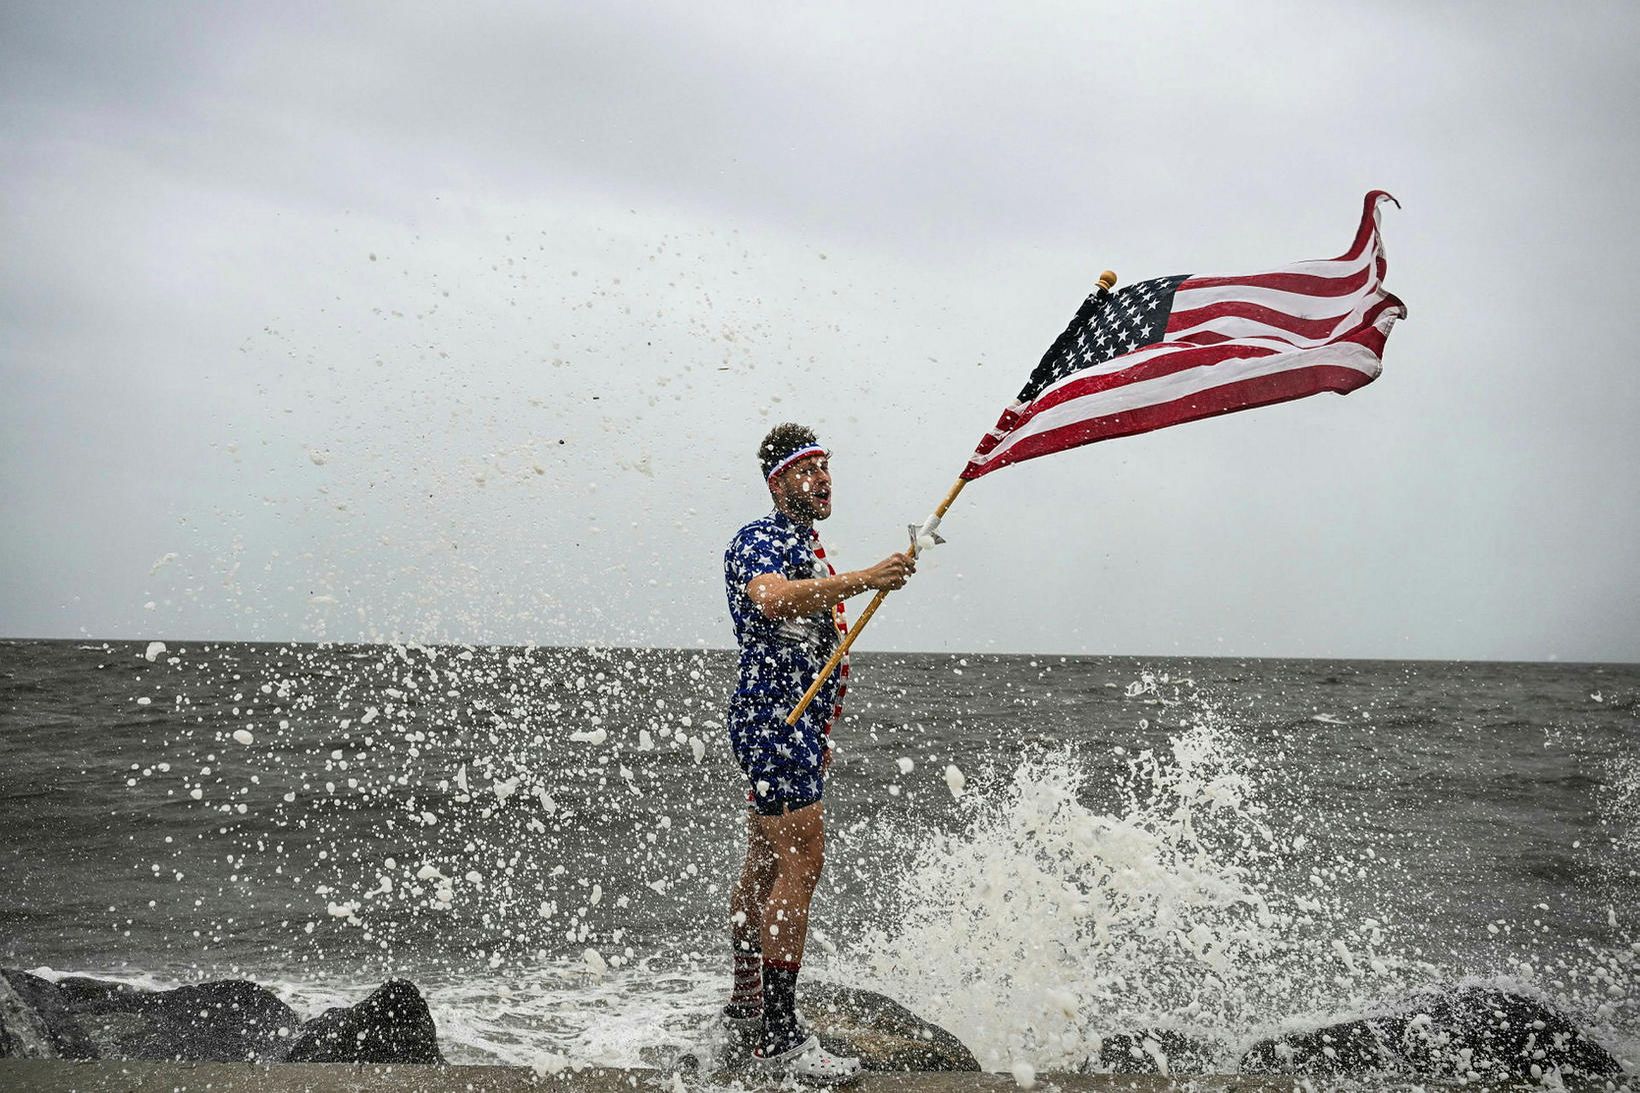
<box><xmin>765</xmin><ymin>444</ymin><xmax>829</xmax><ymax>483</ymax></box>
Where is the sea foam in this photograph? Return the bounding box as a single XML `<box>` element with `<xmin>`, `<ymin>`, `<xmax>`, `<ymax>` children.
<box><xmin>841</xmin><ymin>675</ymin><xmax>1413</xmax><ymax>1073</ymax></box>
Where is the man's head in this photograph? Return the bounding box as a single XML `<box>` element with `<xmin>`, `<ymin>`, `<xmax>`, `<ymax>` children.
<box><xmin>759</xmin><ymin>423</ymin><xmax>832</xmax><ymax>523</ymax></box>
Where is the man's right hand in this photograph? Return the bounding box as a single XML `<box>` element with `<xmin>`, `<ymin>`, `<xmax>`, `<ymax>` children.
<box><xmin>864</xmin><ymin>551</ymin><xmax>916</xmax><ymax>591</ymax></box>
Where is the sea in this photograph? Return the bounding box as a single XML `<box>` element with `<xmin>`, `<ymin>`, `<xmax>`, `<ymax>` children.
<box><xmin>1</xmin><ymin>638</ymin><xmax>1636</xmax><ymax>1076</ymax></box>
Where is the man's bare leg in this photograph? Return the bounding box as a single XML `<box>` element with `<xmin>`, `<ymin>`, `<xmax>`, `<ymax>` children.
<box><xmin>726</xmin><ymin>810</ymin><xmax>777</xmax><ymax>1017</ymax></box>
<box><xmin>753</xmin><ymin>801</ymin><xmax>825</xmax><ymax>1052</ymax></box>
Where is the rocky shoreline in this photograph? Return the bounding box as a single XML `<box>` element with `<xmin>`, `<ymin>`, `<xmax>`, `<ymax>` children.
<box><xmin>4</xmin><ymin>1059</ymin><xmax>1629</xmax><ymax>1092</ymax></box>
<box><xmin>0</xmin><ymin>969</ymin><xmax>1626</xmax><ymax>1086</ymax></box>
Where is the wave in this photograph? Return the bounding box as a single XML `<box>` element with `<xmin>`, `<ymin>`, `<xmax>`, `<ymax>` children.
<box><xmin>835</xmin><ymin>673</ymin><xmax>1635</xmax><ymax>1074</ymax></box>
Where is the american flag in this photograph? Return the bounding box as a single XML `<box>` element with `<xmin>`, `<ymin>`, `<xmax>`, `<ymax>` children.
<box><xmin>962</xmin><ymin>191</ymin><xmax>1406</xmax><ymax>480</ymax></box>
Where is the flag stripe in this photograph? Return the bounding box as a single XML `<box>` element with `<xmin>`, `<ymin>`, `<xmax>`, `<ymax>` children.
<box><xmin>1017</xmin><ymin>342</ymin><xmax>1276</xmax><ymax>419</ymax></box>
<box><xmin>1166</xmin><ymin>294</ymin><xmax>1405</xmax><ymax>351</ymax></box>
<box><xmin>1171</xmin><ymin>268</ymin><xmax>1381</xmax><ymax>312</ymax></box>
<box><xmin>1176</xmin><ymin>263</ymin><xmax>1375</xmax><ymax>298</ymax></box>
<box><xmin>1167</xmin><ymin>299</ymin><xmax>1369</xmax><ymax>342</ymax></box>
<box><xmin>1175</xmin><ymin>246</ymin><xmax>1382</xmax><ymax>300</ymax></box>
<box><xmin>980</xmin><ymin>340</ymin><xmax>1382</xmax><ymax>462</ymax></box>
<box><xmin>965</xmin><ymin>363</ymin><xmax>1378</xmax><ymax>476</ymax></box>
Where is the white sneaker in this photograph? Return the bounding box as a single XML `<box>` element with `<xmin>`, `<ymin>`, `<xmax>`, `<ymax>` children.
<box><xmin>754</xmin><ymin>1033</ymin><xmax>863</xmax><ymax>1085</ymax></box>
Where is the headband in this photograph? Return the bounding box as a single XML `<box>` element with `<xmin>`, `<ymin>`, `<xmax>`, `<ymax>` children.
<box><xmin>765</xmin><ymin>444</ymin><xmax>828</xmax><ymax>483</ymax></box>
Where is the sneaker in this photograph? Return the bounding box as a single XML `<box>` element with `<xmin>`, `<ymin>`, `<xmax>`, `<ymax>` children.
<box><xmin>753</xmin><ymin>1033</ymin><xmax>863</xmax><ymax>1086</ymax></box>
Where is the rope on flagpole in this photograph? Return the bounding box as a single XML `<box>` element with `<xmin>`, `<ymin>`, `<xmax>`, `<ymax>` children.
<box><xmin>784</xmin><ymin>269</ymin><xmax>1118</xmax><ymax>727</ymax></box>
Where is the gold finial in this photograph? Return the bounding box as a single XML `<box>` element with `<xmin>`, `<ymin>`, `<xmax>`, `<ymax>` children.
<box><xmin>1097</xmin><ymin>270</ymin><xmax>1118</xmax><ymax>292</ymax></box>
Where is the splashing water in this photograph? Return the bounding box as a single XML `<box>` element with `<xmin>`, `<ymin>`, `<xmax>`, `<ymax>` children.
<box><xmin>1610</xmin><ymin>750</ymin><xmax>1640</xmax><ymax>858</ymax></box>
<box><xmin>845</xmin><ymin>674</ymin><xmax>1422</xmax><ymax>1072</ymax></box>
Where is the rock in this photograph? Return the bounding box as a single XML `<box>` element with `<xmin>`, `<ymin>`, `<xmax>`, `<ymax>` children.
<box><xmin>280</xmin><ymin>978</ymin><xmax>442</xmax><ymax>1064</ymax></box>
<box><xmin>75</xmin><ymin>978</ymin><xmax>293</xmax><ymax>1062</ymax></box>
<box><xmin>0</xmin><ymin>970</ymin><xmax>443</xmax><ymax>1066</ymax></box>
<box><xmin>0</xmin><ymin>974</ymin><xmax>59</xmax><ymax>1059</ymax></box>
<box><xmin>1</xmin><ymin>971</ymin><xmax>299</xmax><ymax>1062</ymax></box>
<box><xmin>801</xmin><ymin>983</ymin><xmax>979</xmax><ymax>1072</ymax></box>
<box><xmin>690</xmin><ymin>984</ymin><xmax>979</xmax><ymax>1075</ymax></box>
<box><xmin>1240</xmin><ymin>986</ymin><xmax>1620</xmax><ymax>1081</ymax></box>
<box><xmin>1</xmin><ymin>971</ymin><xmax>111</xmax><ymax>1059</ymax></box>
<box><xmin>1084</xmin><ymin>1029</ymin><xmax>1222</xmax><ymax>1075</ymax></box>
<box><xmin>1240</xmin><ymin>1017</ymin><xmax>1398</xmax><ymax>1075</ymax></box>
<box><xmin>1398</xmin><ymin>986</ymin><xmax>1620</xmax><ymax>1081</ymax></box>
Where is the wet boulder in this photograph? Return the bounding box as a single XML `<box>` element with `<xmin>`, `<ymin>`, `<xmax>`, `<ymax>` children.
<box><xmin>1396</xmin><ymin>986</ymin><xmax>1620</xmax><ymax>1082</ymax></box>
<box><xmin>0</xmin><ymin>970</ymin><xmax>443</xmax><ymax>1066</ymax></box>
<box><xmin>1241</xmin><ymin>986</ymin><xmax>1620</xmax><ymax>1081</ymax></box>
<box><xmin>0</xmin><ymin>970</ymin><xmax>295</xmax><ymax>1061</ymax></box>
<box><xmin>1084</xmin><ymin>1028</ymin><xmax>1222</xmax><ymax>1075</ymax></box>
<box><xmin>689</xmin><ymin>983</ymin><xmax>980</xmax><ymax>1073</ymax></box>
<box><xmin>0</xmin><ymin>972</ymin><xmax>72</xmax><ymax>1058</ymax></box>
<box><xmin>1240</xmin><ymin>1017</ymin><xmax>1399</xmax><ymax>1075</ymax></box>
<box><xmin>3</xmin><ymin>972</ymin><xmax>85</xmax><ymax>1059</ymax></box>
<box><xmin>279</xmin><ymin>978</ymin><xmax>443</xmax><ymax>1064</ymax></box>
<box><xmin>801</xmin><ymin>983</ymin><xmax>980</xmax><ymax>1072</ymax></box>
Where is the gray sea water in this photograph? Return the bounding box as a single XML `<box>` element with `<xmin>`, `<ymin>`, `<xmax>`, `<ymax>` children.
<box><xmin>1</xmin><ymin>638</ymin><xmax>1636</xmax><ymax>1072</ymax></box>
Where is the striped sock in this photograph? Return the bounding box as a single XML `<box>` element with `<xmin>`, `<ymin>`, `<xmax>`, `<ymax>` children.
<box><xmin>726</xmin><ymin>946</ymin><xmax>763</xmax><ymax>1018</ymax></box>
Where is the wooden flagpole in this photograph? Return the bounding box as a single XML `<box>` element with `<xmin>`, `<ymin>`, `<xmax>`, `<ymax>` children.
<box><xmin>784</xmin><ymin>269</ymin><xmax>1118</xmax><ymax>727</ymax></box>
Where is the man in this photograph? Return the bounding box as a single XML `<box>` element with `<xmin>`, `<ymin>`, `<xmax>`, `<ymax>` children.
<box><xmin>720</xmin><ymin>423</ymin><xmax>914</xmax><ymax>1083</ymax></box>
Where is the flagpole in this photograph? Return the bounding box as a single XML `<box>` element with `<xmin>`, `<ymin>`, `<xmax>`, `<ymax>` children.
<box><xmin>784</xmin><ymin>269</ymin><xmax>1118</xmax><ymax>728</ymax></box>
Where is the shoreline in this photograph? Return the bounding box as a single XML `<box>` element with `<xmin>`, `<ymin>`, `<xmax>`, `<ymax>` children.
<box><xmin>0</xmin><ymin>1061</ymin><xmax>1596</xmax><ymax>1092</ymax></box>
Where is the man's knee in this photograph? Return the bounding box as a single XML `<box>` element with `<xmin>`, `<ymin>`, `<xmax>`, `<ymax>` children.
<box><xmin>758</xmin><ymin>804</ymin><xmax>824</xmax><ymax>873</ymax></box>
<box><xmin>783</xmin><ymin>836</ymin><xmax>823</xmax><ymax>889</ymax></box>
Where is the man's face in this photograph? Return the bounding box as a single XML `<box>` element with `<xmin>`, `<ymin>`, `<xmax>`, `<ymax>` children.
<box><xmin>772</xmin><ymin>454</ymin><xmax>832</xmax><ymax>521</ymax></box>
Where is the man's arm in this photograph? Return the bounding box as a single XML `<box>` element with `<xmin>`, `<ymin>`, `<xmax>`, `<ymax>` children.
<box><xmin>748</xmin><ymin>552</ymin><xmax>916</xmax><ymax>621</ymax></box>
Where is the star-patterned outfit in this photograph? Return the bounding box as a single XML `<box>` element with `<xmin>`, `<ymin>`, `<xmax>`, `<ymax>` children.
<box><xmin>723</xmin><ymin>509</ymin><xmax>847</xmax><ymax>815</ymax></box>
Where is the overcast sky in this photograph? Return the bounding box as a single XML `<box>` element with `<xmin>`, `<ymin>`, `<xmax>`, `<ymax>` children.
<box><xmin>3</xmin><ymin>1</ymin><xmax>1637</xmax><ymax>661</ymax></box>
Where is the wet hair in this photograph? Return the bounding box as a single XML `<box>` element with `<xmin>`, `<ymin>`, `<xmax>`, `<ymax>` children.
<box><xmin>758</xmin><ymin>423</ymin><xmax>821</xmax><ymax>480</ymax></box>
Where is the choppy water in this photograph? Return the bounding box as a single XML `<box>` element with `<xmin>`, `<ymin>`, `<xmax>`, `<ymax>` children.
<box><xmin>1</xmin><ymin>639</ymin><xmax>1636</xmax><ymax>1074</ymax></box>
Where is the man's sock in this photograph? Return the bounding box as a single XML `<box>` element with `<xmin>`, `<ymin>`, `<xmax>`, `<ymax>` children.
<box><xmin>760</xmin><ymin>958</ymin><xmax>803</xmax><ymax>1054</ymax></box>
<box><xmin>726</xmin><ymin>945</ymin><xmax>763</xmax><ymax>1018</ymax></box>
